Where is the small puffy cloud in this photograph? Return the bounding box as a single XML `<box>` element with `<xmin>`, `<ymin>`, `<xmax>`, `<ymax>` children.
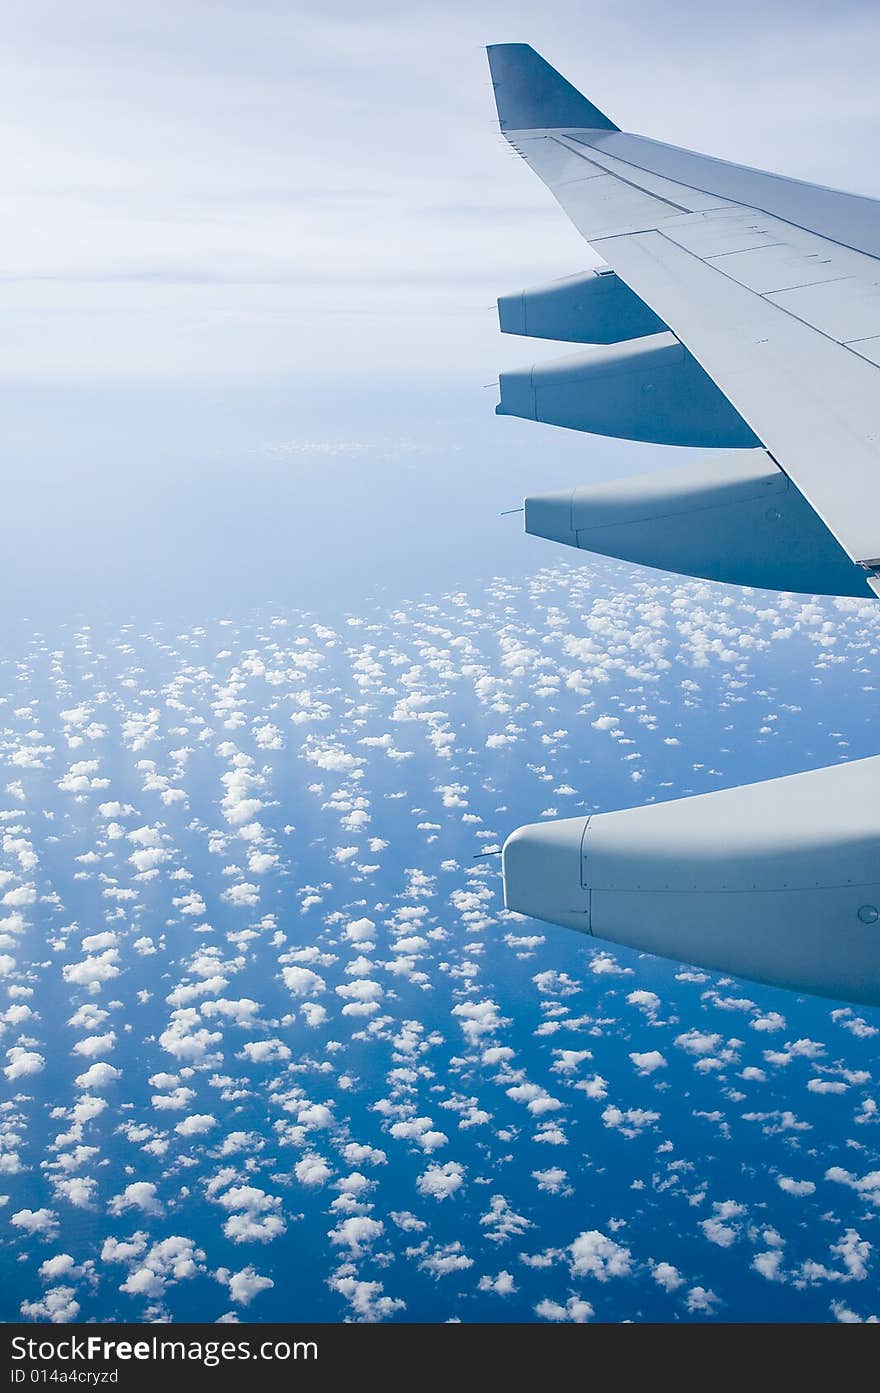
<box><xmin>295</xmin><ymin>1154</ymin><xmax>333</xmax><ymax>1188</ymax></box>
<box><xmin>336</xmin><ymin>978</ymin><xmax>383</xmax><ymax>1016</ymax></box>
<box><xmin>5</xmin><ymin>1047</ymin><xmax>45</xmax><ymax>1080</ymax></box>
<box><xmin>11</xmin><ymin>1208</ymin><xmax>59</xmax><ymax>1238</ymax></box>
<box><xmin>532</xmin><ymin>1168</ymin><xmax>570</xmax><ymax>1195</ymax></box>
<box><xmin>778</xmin><ymin>1177</ymin><xmax>816</xmax><ymax>1197</ymax></box>
<box><xmin>751</xmin><ymin>1012</ymin><xmax>786</xmax><ymax>1033</ymax></box>
<box><xmin>280</xmin><ymin>966</ymin><xmax>326</xmax><ymax>997</ymax></box>
<box><xmin>173</xmin><ymin>891</ymin><xmax>207</xmax><ymax>917</ymax></box>
<box><xmin>223</xmin><ymin>882</ymin><xmax>260</xmax><ymax>907</ymax></box>
<box><xmin>239</xmin><ymin>1040</ymin><xmax>291</xmax><ymax>1064</ymax></box>
<box><xmin>629</xmin><ymin>1050</ymin><xmax>667</xmax><ymax>1075</ymax></box>
<box><xmin>601</xmin><ymin>1104</ymin><xmax>659</xmax><ymax>1137</ymax></box>
<box><xmin>175</xmin><ymin>1114</ymin><xmax>216</xmax><ymax>1137</ymax></box>
<box><xmin>101</xmin><ymin>1234</ymin><xmax>148</xmax><ymax>1264</ymax></box>
<box><xmin>576</xmin><ymin>1075</ymin><xmax>609</xmax><ymax>1101</ymax></box>
<box><xmin>416</xmin><ymin>1161</ymin><xmax>465</xmax><ymax>1201</ymax></box>
<box><xmin>38</xmin><ymin>1254</ymin><xmax>78</xmax><ymax>1281</ymax></box>
<box><xmin>570</xmin><ymin>1231</ymin><xmax>632</xmax><ymax>1281</ymax></box>
<box><xmin>201</xmin><ymin>998</ymin><xmax>260</xmax><ymax>1025</ymax></box>
<box><xmin>328</xmin><ymin>1274</ymin><xmax>405</xmax><ymax>1322</ymax></box>
<box><xmin>417</xmin><ymin>1241</ymin><xmax>473</xmax><ymax>1278</ymax></box>
<box><xmin>53</xmin><ymin>1178</ymin><xmax>97</xmax><ymax>1209</ymax></box>
<box><xmin>1</xmin><ymin>884</ymin><xmax>36</xmax><ymax>908</ymax></box>
<box><xmin>451</xmin><ymin>999</ymin><xmax>508</xmax><ymax>1043</ymax></box>
<box><xmin>589</xmin><ymin>952</ymin><xmax>632</xmax><ymax>977</ymax></box>
<box><xmin>753</xmin><ymin>1249</ymin><xmax>785</xmax><ymax>1282</ymax></box>
<box><xmin>152</xmin><ymin>1086</ymin><xmax>195</xmax><ymax>1112</ymax></box>
<box><xmin>675</xmin><ymin>1029</ymin><xmax>722</xmax><ymax>1056</ymax></box>
<box><xmin>129</xmin><ymin>847</ymin><xmax>169</xmax><ymax>874</ymax></box>
<box><xmin>389</xmin><ymin>1117</ymin><xmax>448</xmax><ymax>1153</ymax></box>
<box><xmin>652</xmin><ymin>1261</ymin><xmax>685</xmax><ymax>1293</ymax></box>
<box><xmin>63</xmin><ymin>949</ymin><xmax>120</xmax><ymax>990</ymax></box>
<box><xmin>626</xmin><ymin>989</ymin><xmax>661</xmax><ymax>1014</ymax></box>
<box><xmin>344</xmin><ymin>917</ymin><xmax>375</xmax><ymax>943</ymax></box>
<box><xmin>686</xmin><ymin>1286</ymin><xmax>720</xmax><ymax>1314</ymax></box>
<box><xmin>57</xmin><ymin>760</ymin><xmax>109</xmax><ymax>793</ymax></box>
<box><xmin>112</xmin><ymin>1235</ymin><xmax>206</xmax><ymax>1300</ymax></box>
<box><xmin>300</xmin><ymin>1002</ymin><xmax>327</xmax><ymax>1028</ymax></box>
<box><xmin>159</xmin><ymin>1010</ymin><xmax>222</xmax><ymax>1062</ymax></box>
<box><xmin>81</xmin><ymin>931</ymin><xmax>117</xmax><ymax>952</ymax></box>
<box><xmin>20</xmin><ymin>1287</ymin><xmax>80</xmax><ymax>1323</ymax></box>
<box><xmin>535</xmin><ymin>1296</ymin><xmax>594</xmax><ymax>1322</ymax></box>
<box><xmin>72</xmin><ymin>1033</ymin><xmax>116</xmax><ymax>1059</ymax></box>
<box><xmin>220</xmin><ymin>1266</ymin><xmax>274</xmax><ymax>1307</ymax></box>
<box><xmin>825</xmin><ymin>1168</ymin><xmax>880</xmax><ymax>1207</ymax></box>
<box><xmin>551</xmin><ymin>1049</ymin><xmax>592</xmax><ymax>1075</ymax></box>
<box><xmin>296</xmin><ymin>1102</ymin><xmax>333</xmax><ymax>1130</ymax></box>
<box><xmin>74</xmin><ymin>1061</ymin><xmax>121</xmax><ymax>1089</ymax></box>
<box><xmin>700</xmin><ymin>1201</ymin><xmax>746</xmax><ymax>1248</ymax></box>
<box><xmin>328</xmin><ymin>1216</ymin><xmax>383</xmax><ymax>1256</ymax></box>
<box><xmin>390</xmin><ymin>1211</ymin><xmax>425</xmax><ymax>1233</ymax></box>
<box><xmin>109</xmin><ymin>1183</ymin><xmax>163</xmax><ymax>1217</ymax></box>
<box><xmin>343</xmin><ymin>1143</ymin><xmax>386</xmax><ymax>1168</ymax></box>
<box><xmin>306</xmin><ymin>744</ymin><xmax>362</xmax><ymax>774</ymax></box>
<box><xmin>214</xmin><ymin>1186</ymin><xmax>286</xmax><ymax>1245</ymax></box>
<box><xmin>480</xmin><ymin>1194</ymin><xmax>531</xmax><ymax>1244</ymax></box>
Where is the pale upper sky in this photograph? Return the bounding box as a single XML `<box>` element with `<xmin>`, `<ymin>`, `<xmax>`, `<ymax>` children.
<box><xmin>4</xmin><ymin>1</ymin><xmax>880</xmax><ymax>624</ymax></box>
<box><xmin>4</xmin><ymin>0</ymin><xmax>880</xmax><ymax>384</ymax></box>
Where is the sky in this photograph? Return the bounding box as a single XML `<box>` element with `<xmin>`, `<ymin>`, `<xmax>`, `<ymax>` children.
<box><xmin>5</xmin><ymin>1</ymin><xmax>880</xmax><ymax>387</ymax></box>
<box><xmin>4</xmin><ymin>1</ymin><xmax>880</xmax><ymax>621</ymax></box>
<box><xmin>2</xmin><ymin>1</ymin><xmax>880</xmax><ymax>1326</ymax></box>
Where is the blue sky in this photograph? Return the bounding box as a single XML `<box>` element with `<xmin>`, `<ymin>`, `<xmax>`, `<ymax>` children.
<box><xmin>2</xmin><ymin>2</ymin><xmax>880</xmax><ymax>1325</ymax></box>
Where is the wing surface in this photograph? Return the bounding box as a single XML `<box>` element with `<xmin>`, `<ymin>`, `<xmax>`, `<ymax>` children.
<box><xmin>489</xmin><ymin>43</ymin><xmax>880</xmax><ymax>582</ymax></box>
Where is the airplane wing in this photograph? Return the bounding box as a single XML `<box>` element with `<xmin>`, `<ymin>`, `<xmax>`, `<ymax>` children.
<box><xmin>488</xmin><ymin>45</ymin><xmax>880</xmax><ymax>1005</ymax></box>
<box><xmin>488</xmin><ymin>42</ymin><xmax>880</xmax><ymax>598</ymax></box>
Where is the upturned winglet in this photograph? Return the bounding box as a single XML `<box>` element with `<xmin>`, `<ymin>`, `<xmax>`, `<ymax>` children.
<box><xmin>486</xmin><ymin>43</ymin><xmax>618</xmax><ymax>132</ymax></box>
